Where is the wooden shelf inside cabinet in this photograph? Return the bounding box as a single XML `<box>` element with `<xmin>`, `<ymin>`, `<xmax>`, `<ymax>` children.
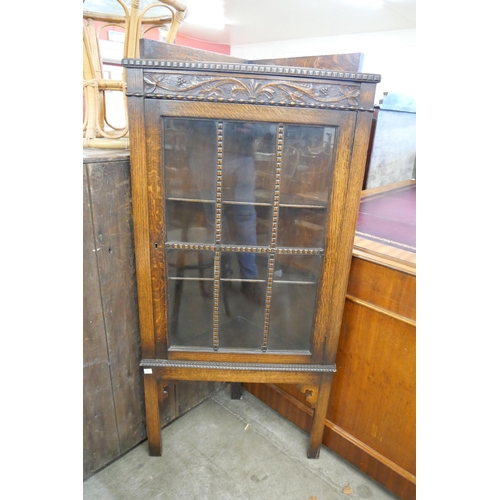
<box><xmin>124</xmin><ymin>46</ymin><xmax>380</xmax><ymax>459</ymax></box>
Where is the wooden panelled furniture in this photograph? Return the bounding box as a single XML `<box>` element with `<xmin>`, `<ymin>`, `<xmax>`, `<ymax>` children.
<box><xmin>124</xmin><ymin>43</ymin><xmax>381</xmax><ymax>461</ymax></box>
<box><xmin>82</xmin><ymin>147</ymin><xmax>416</xmax><ymax>499</ymax></box>
<box><xmin>83</xmin><ymin>149</ymin><xmax>224</xmax><ymax>479</ymax></box>
<box><xmin>244</xmin><ymin>180</ymin><xmax>416</xmax><ymax>499</ymax></box>
<box><xmin>83</xmin><ymin>150</ymin><xmax>144</xmax><ymax>477</ymax></box>
<box><xmin>84</xmin><ymin>40</ymin><xmax>415</xmax><ymax>499</ymax></box>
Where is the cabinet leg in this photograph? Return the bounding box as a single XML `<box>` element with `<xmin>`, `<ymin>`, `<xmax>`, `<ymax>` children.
<box><xmin>143</xmin><ymin>372</ymin><xmax>162</xmax><ymax>456</ymax></box>
<box><xmin>307</xmin><ymin>373</ymin><xmax>333</xmax><ymax>459</ymax></box>
<box><xmin>231</xmin><ymin>382</ymin><xmax>243</xmax><ymax>399</ymax></box>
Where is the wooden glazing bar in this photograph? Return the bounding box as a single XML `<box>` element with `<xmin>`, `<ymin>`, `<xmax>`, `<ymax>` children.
<box><xmin>212</xmin><ymin>249</ymin><xmax>221</xmax><ymax>351</ymax></box>
<box><xmin>166</xmin><ymin>243</ymin><xmax>216</xmax><ymax>251</ymax></box>
<box><xmin>165</xmin><ymin>242</ymin><xmax>323</xmax><ymax>254</ymax></box>
<box><xmin>261</xmin><ymin>124</ymin><xmax>284</xmax><ymax>351</ymax></box>
<box><xmin>261</xmin><ymin>253</ymin><xmax>275</xmax><ymax>352</ymax></box>
<box><xmin>270</xmin><ymin>125</ymin><xmax>283</xmax><ymax>249</ymax></box>
<box><xmin>215</xmin><ymin>121</ymin><xmax>224</xmax><ymax>244</ymax></box>
<box><xmin>211</xmin><ymin>121</ymin><xmax>224</xmax><ymax>351</ymax></box>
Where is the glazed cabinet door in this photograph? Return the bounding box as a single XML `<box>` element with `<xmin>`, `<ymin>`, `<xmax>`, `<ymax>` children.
<box><xmin>143</xmin><ymin>100</ymin><xmax>357</xmax><ymax>363</ymax></box>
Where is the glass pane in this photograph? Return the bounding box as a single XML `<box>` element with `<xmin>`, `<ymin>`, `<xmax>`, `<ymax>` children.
<box><xmin>282</xmin><ymin>125</ymin><xmax>336</xmax><ymax>206</ymax></box>
<box><xmin>267</xmin><ymin>282</ymin><xmax>317</xmax><ymax>351</ymax></box>
<box><xmin>164</xmin><ymin>118</ymin><xmax>217</xmax><ymax>201</ymax></box>
<box><xmin>218</xmin><ymin>305</ymin><xmax>265</xmax><ymax>350</ymax></box>
<box><xmin>167</xmin><ymin>249</ymin><xmax>214</xmax><ymax>279</ymax></box>
<box><xmin>221</xmin><ymin>203</ymin><xmax>272</xmax><ymax>247</ymax></box>
<box><xmin>167</xmin><ymin>249</ymin><xmax>214</xmax><ymax>348</ymax></box>
<box><xmin>273</xmin><ymin>254</ymin><xmax>322</xmax><ymax>283</ymax></box>
<box><xmin>221</xmin><ymin>121</ymin><xmax>276</xmax><ymax>248</ymax></box>
<box><xmin>218</xmin><ymin>250</ymin><xmax>267</xmax><ymax>350</ymax></box>
<box><xmin>275</xmin><ymin>144</ymin><xmax>301</xmax><ymax>205</ymax></box>
<box><xmin>165</xmin><ymin>199</ymin><xmax>215</xmax><ymax>244</ymax></box>
<box><xmin>222</xmin><ymin>121</ymin><xmax>277</xmax><ymax>205</ymax></box>
<box><xmin>162</xmin><ymin>119</ymin><xmax>334</xmax><ymax>354</ymax></box>
<box><xmin>167</xmin><ymin>278</ymin><xmax>214</xmax><ymax>348</ymax></box>
<box><xmin>277</xmin><ymin>206</ymin><xmax>327</xmax><ymax>249</ymax></box>
<box><xmin>220</xmin><ymin>251</ymin><xmax>268</xmax><ymax>282</ymax></box>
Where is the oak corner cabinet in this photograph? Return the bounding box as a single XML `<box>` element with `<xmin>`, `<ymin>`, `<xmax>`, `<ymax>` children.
<box><xmin>124</xmin><ymin>51</ymin><xmax>380</xmax><ymax>459</ymax></box>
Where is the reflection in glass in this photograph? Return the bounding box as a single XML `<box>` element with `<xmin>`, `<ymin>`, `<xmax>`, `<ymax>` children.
<box><xmin>218</xmin><ymin>251</ymin><xmax>267</xmax><ymax>350</ymax></box>
<box><xmin>267</xmin><ymin>282</ymin><xmax>317</xmax><ymax>351</ymax></box>
<box><xmin>266</xmin><ymin>254</ymin><xmax>320</xmax><ymax>351</ymax></box>
<box><xmin>167</xmin><ymin>249</ymin><xmax>215</xmax><ymax>348</ymax></box>
<box><xmin>222</xmin><ymin>204</ymin><xmax>272</xmax><ymax>247</ymax></box>
<box><xmin>218</xmin><ymin>283</ymin><xmax>266</xmax><ymax>350</ymax></box>
<box><xmin>166</xmin><ymin>249</ymin><xmax>214</xmax><ymax>279</ymax></box>
<box><xmin>277</xmin><ymin>207</ymin><xmax>327</xmax><ymax>249</ymax></box>
<box><xmin>221</xmin><ymin>121</ymin><xmax>276</xmax><ymax>288</ymax></box>
<box><xmin>167</xmin><ymin>279</ymin><xmax>214</xmax><ymax>348</ymax></box>
<box><xmin>164</xmin><ymin>118</ymin><xmax>217</xmax><ymax>200</ymax></box>
<box><xmin>273</xmin><ymin>254</ymin><xmax>322</xmax><ymax>283</ymax></box>
<box><xmin>218</xmin><ymin>311</ymin><xmax>264</xmax><ymax>350</ymax></box>
<box><xmin>220</xmin><ymin>251</ymin><xmax>268</xmax><ymax>283</ymax></box>
<box><xmin>282</xmin><ymin>125</ymin><xmax>336</xmax><ymax>205</ymax></box>
<box><xmin>162</xmin><ymin>119</ymin><xmax>334</xmax><ymax>353</ymax></box>
<box><xmin>223</xmin><ymin>121</ymin><xmax>277</xmax><ymax>204</ymax></box>
<box><xmin>166</xmin><ymin>201</ymin><xmax>215</xmax><ymax>244</ymax></box>
<box><xmin>164</xmin><ymin>118</ymin><xmax>219</xmax><ymax>244</ymax></box>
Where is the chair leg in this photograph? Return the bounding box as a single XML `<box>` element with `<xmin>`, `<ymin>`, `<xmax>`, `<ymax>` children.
<box><xmin>197</xmin><ymin>253</ymin><xmax>209</xmax><ymax>297</ymax></box>
<box><xmin>222</xmin><ymin>281</ymin><xmax>231</xmax><ymax>317</ymax></box>
<box><xmin>307</xmin><ymin>373</ymin><xmax>333</xmax><ymax>459</ymax></box>
<box><xmin>143</xmin><ymin>372</ymin><xmax>162</xmax><ymax>456</ymax></box>
<box><xmin>171</xmin><ymin>275</ymin><xmax>183</xmax><ymax>334</ymax></box>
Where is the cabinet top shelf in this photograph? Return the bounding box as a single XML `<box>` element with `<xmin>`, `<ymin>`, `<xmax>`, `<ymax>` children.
<box><xmin>122</xmin><ymin>58</ymin><xmax>381</xmax><ymax>84</ymax></box>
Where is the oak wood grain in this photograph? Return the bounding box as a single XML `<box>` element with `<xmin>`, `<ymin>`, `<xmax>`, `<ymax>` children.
<box><xmin>83</xmin><ymin>362</ymin><xmax>121</xmax><ymax>477</ymax></box>
<box><xmin>83</xmin><ymin>165</ymin><xmax>120</xmax><ymax>478</ymax></box>
<box><xmin>139</xmin><ymin>38</ymin><xmax>248</xmax><ymax>63</ymax></box>
<box><xmin>127</xmin><ymin>71</ymin><xmax>158</xmax><ymax>359</ymax></box>
<box><xmin>346</xmin><ymin>256</ymin><xmax>416</xmax><ymax>321</ymax></box>
<box><xmin>243</xmin><ymin>250</ymin><xmax>416</xmax><ymax>500</ymax></box>
<box><xmin>83</xmin><ymin>153</ymin><xmax>224</xmax><ymax>475</ymax></box>
<box><xmin>252</xmin><ymin>53</ymin><xmax>363</xmax><ymax>72</ymax></box>
<box><xmin>125</xmin><ymin>49</ymin><xmax>381</xmax><ymax>462</ymax></box>
<box><xmin>86</xmin><ymin>158</ymin><xmax>146</xmax><ymax>456</ymax></box>
<box><xmin>329</xmin><ymin>299</ymin><xmax>416</xmax><ymax>474</ymax></box>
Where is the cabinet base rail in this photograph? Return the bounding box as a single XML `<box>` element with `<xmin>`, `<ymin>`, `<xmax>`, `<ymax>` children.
<box><xmin>141</xmin><ymin>359</ymin><xmax>335</xmax><ymax>459</ymax></box>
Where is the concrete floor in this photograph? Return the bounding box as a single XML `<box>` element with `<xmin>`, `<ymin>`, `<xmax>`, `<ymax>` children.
<box><xmin>83</xmin><ymin>386</ymin><xmax>400</xmax><ymax>500</ymax></box>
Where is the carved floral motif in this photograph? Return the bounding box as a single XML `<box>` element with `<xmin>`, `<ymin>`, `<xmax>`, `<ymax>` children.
<box><xmin>143</xmin><ymin>73</ymin><xmax>360</xmax><ymax>107</ymax></box>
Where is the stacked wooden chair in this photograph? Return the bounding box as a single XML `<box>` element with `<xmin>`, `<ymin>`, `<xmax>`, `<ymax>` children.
<box><xmin>83</xmin><ymin>0</ymin><xmax>187</xmax><ymax>149</ymax></box>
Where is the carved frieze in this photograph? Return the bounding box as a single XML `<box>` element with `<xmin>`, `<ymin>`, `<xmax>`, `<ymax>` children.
<box><xmin>141</xmin><ymin>72</ymin><xmax>362</xmax><ymax>109</ymax></box>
